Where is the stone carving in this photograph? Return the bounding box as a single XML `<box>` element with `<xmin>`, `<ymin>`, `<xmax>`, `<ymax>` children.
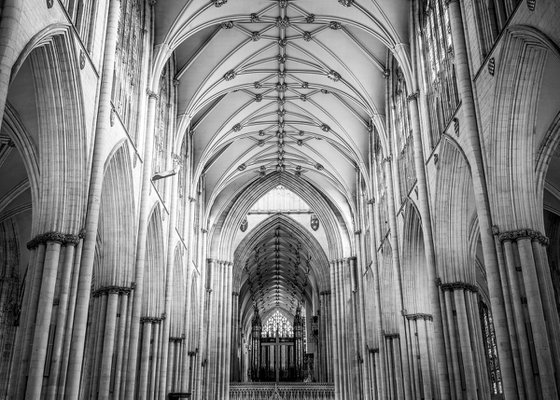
<box><xmin>321</xmin><ymin>124</ymin><xmax>330</xmax><ymax>132</ymax></box>
<box><xmin>278</xmin><ymin>38</ymin><xmax>288</xmax><ymax>47</ymax></box>
<box><xmin>255</xmin><ymin>94</ymin><xmax>263</xmax><ymax>102</ymax></box>
<box><xmin>498</xmin><ymin>228</ymin><xmax>549</xmax><ymax>246</ymax></box>
<box><xmin>254</xmin><ymin>81</ymin><xmax>263</xmax><ymax>89</ymax></box>
<box><xmin>327</xmin><ymin>70</ymin><xmax>341</xmax><ymax>81</ymax></box>
<box><xmin>250</xmin><ymin>13</ymin><xmax>259</xmax><ymax>22</ymax></box>
<box><xmin>405</xmin><ymin>313</ymin><xmax>433</xmax><ymax>321</ymax></box>
<box><xmin>221</xmin><ymin>21</ymin><xmax>234</xmax><ymax>29</ymax></box>
<box><xmin>329</xmin><ymin>21</ymin><xmax>343</xmax><ymax>30</ymax></box>
<box><xmin>440</xmin><ymin>281</ymin><xmax>479</xmax><ymax>293</ymax></box>
<box><xmin>224</xmin><ymin>69</ymin><xmax>236</xmax><ymax>81</ymax></box>
<box><xmin>233</xmin><ymin>123</ymin><xmax>242</xmax><ymax>132</ymax></box>
<box><xmin>306</xmin><ymin>14</ymin><xmax>315</xmax><ymax>23</ymax></box>
<box><xmin>212</xmin><ymin>0</ymin><xmax>227</xmax><ymax>7</ymax></box>
<box><xmin>27</xmin><ymin>232</ymin><xmax>81</xmax><ymax>249</ymax></box>
<box><xmin>303</xmin><ymin>32</ymin><xmax>312</xmax><ymax>42</ymax></box>
<box><xmin>488</xmin><ymin>57</ymin><xmax>495</xmax><ymax>76</ymax></box>
<box><xmin>79</xmin><ymin>49</ymin><xmax>86</xmax><ymax>70</ymax></box>
<box><xmin>276</xmin><ymin>16</ymin><xmax>290</xmax><ymax>28</ymax></box>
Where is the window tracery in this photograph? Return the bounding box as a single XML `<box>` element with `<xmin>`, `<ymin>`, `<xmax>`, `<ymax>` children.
<box><xmin>112</xmin><ymin>0</ymin><xmax>146</xmax><ymax>139</ymax></box>
<box><xmin>420</xmin><ymin>0</ymin><xmax>459</xmax><ymax>147</ymax></box>
<box><xmin>152</xmin><ymin>60</ymin><xmax>174</xmax><ymax>195</ymax></box>
<box><xmin>479</xmin><ymin>300</ymin><xmax>503</xmax><ymax>395</ymax></box>
<box><xmin>390</xmin><ymin>63</ymin><xmax>416</xmax><ymax>204</ymax></box>
<box><xmin>262</xmin><ymin>310</ymin><xmax>294</xmax><ymax>338</ymax></box>
<box><xmin>473</xmin><ymin>0</ymin><xmax>521</xmax><ymax>57</ymax></box>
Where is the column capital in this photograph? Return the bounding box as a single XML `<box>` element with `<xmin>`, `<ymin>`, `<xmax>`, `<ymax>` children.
<box><xmin>27</xmin><ymin>231</ymin><xmax>81</xmax><ymax>249</ymax></box>
<box><xmin>440</xmin><ymin>281</ymin><xmax>478</xmax><ymax>293</ymax></box>
<box><xmin>406</xmin><ymin>91</ymin><xmax>420</xmax><ymax>102</ymax></box>
<box><xmin>497</xmin><ymin>228</ymin><xmax>549</xmax><ymax>246</ymax></box>
<box><xmin>405</xmin><ymin>313</ymin><xmax>433</xmax><ymax>321</ymax></box>
<box><xmin>92</xmin><ymin>286</ymin><xmax>132</xmax><ymax>297</ymax></box>
<box><xmin>146</xmin><ymin>89</ymin><xmax>159</xmax><ymax>100</ymax></box>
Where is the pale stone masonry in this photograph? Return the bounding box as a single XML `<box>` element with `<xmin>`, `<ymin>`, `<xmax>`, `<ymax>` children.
<box><xmin>0</xmin><ymin>1</ymin><xmax>559</xmax><ymax>399</ymax></box>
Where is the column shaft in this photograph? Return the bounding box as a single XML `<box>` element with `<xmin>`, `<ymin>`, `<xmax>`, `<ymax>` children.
<box><xmin>65</xmin><ymin>1</ymin><xmax>121</xmax><ymax>398</ymax></box>
<box><xmin>503</xmin><ymin>240</ymin><xmax>534</xmax><ymax>398</ymax></box>
<box><xmin>46</xmin><ymin>244</ymin><xmax>75</xmax><ymax>400</ymax></box>
<box><xmin>113</xmin><ymin>293</ymin><xmax>129</xmax><ymax>398</ymax></box>
<box><xmin>99</xmin><ymin>292</ymin><xmax>119</xmax><ymax>400</ymax></box>
<box><xmin>25</xmin><ymin>241</ymin><xmax>62</xmax><ymax>399</ymax></box>
<box><xmin>517</xmin><ymin>238</ymin><xmax>557</xmax><ymax>398</ymax></box>
<box><xmin>57</xmin><ymin>238</ymin><xmax>83</xmax><ymax>399</ymax></box>
<box><xmin>445</xmin><ymin>1</ymin><xmax>516</xmax><ymax>396</ymax></box>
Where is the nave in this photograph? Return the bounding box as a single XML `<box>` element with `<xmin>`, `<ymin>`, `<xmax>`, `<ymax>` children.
<box><xmin>0</xmin><ymin>0</ymin><xmax>560</xmax><ymax>399</ymax></box>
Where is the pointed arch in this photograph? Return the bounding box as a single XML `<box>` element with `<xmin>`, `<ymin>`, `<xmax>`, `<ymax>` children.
<box><xmin>94</xmin><ymin>141</ymin><xmax>136</xmax><ymax>290</ymax></box>
<box><xmin>142</xmin><ymin>204</ymin><xmax>166</xmax><ymax>318</ymax></box>
<box><xmin>209</xmin><ymin>172</ymin><xmax>351</xmax><ymax>261</ymax></box>
<box><xmin>433</xmin><ymin>136</ymin><xmax>477</xmax><ymax>283</ymax></box>
<box><xmin>401</xmin><ymin>202</ymin><xmax>430</xmax><ymax>313</ymax></box>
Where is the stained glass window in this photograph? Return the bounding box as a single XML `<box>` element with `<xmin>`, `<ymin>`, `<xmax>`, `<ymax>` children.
<box><xmin>390</xmin><ymin>61</ymin><xmax>416</xmax><ymax>204</ymax></box>
<box><xmin>479</xmin><ymin>300</ymin><xmax>503</xmax><ymax>395</ymax></box>
<box><xmin>474</xmin><ymin>0</ymin><xmax>521</xmax><ymax>58</ymax></box>
<box><xmin>262</xmin><ymin>310</ymin><xmax>294</xmax><ymax>338</ymax></box>
<box><xmin>420</xmin><ymin>0</ymin><xmax>459</xmax><ymax>147</ymax></box>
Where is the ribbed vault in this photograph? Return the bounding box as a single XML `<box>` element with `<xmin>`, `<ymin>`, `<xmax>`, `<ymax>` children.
<box><xmin>234</xmin><ymin>214</ymin><xmax>329</xmax><ymax>335</ymax></box>
<box><xmin>150</xmin><ymin>0</ymin><xmax>413</xmax><ymax>248</ymax></box>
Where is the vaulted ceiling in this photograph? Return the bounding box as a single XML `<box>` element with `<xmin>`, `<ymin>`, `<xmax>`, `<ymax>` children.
<box><xmin>152</xmin><ymin>0</ymin><xmax>410</xmax><ymax>320</ymax></box>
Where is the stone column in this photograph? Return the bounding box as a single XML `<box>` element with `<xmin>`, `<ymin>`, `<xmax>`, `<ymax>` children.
<box><xmin>138</xmin><ymin>319</ymin><xmax>153</xmax><ymax>399</ymax></box>
<box><xmin>98</xmin><ymin>290</ymin><xmax>119</xmax><ymax>400</ymax></box>
<box><xmin>503</xmin><ymin>239</ymin><xmax>535</xmax><ymax>397</ymax></box>
<box><xmin>65</xmin><ymin>1</ymin><xmax>122</xmax><ymax>398</ymax></box>
<box><xmin>383</xmin><ymin>156</ymin><xmax>412</xmax><ymax>399</ymax></box>
<box><xmin>159</xmin><ymin>170</ymin><xmax>179</xmax><ymax>399</ymax></box>
<box><xmin>25</xmin><ymin>239</ymin><xmax>63</xmax><ymax>399</ymax></box>
<box><xmin>124</xmin><ymin>88</ymin><xmax>160</xmax><ymax>399</ymax></box>
<box><xmin>517</xmin><ymin>237</ymin><xmax>557</xmax><ymax>398</ymax></box>
<box><xmin>445</xmin><ymin>1</ymin><xmax>517</xmax><ymax>396</ymax></box>
<box><xmin>231</xmin><ymin>291</ymin><xmax>240</xmax><ymax>382</ymax></box>
<box><xmin>45</xmin><ymin>243</ymin><xmax>76</xmax><ymax>400</ymax></box>
<box><xmin>9</xmin><ymin>244</ymin><xmax>42</xmax><ymax>399</ymax></box>
<box><xmin>57</xmin><ymin>236</ymin><xmax>84</xmax><ymax>398</ymax></box>
<box><xmin>354</xmin><ymin>232</ymin><xmax>371</xmax><ymax>400</ymax></box>
<box><xmin>407</xmin><ymin>92</ymin><xmax>449</xmax><ymax>399</ymax></box>
<box><xmin>113</xmin><ymin>291</ymin><xmax>130</xmax><ymax>398</ymax></box>
<box><xmin>329</xmin><ymin>260</ymin><xmax>341</xmax><ymax>398</ymax></box>
<box><xmin>366</xmin><ymin>200</ymin><xmax>387</xmax><ymax>399</ymax></box>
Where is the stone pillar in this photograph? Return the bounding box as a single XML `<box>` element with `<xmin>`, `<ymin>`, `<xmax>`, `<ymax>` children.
<box><xmin>64</xmin><ymin>1</ymin><xmax>122</xmax><ymax>398</ymax></box>
<box><xmin>45</xmin><ymin>243</ymin><xmax>76</xmax><ymax>400</ymax></box>
<box><xmin>407</xmin><ymin>92</ymin><xmax>449</xmax><ymax>399</ymax></box>
<box><xmin>25</xmin><ymin>239</ymin><xmax>63</xmax><ymax>399</ymax></box>
<box><xmin>159</xmin><ymin>170</ymin><xmax>179</xmax><ymax>399</ymax></box>
<box><xmin>98</xmin><ymin>290</ymin><xmax>119</xmax><ymax>400</ymax></box>
<box><xmin>366</xmin><ymin>200</ymin><xmax>387</xmax><ymax>399</ymax></box>
<box><xmin>502</xmin><ymin>239</ymin><xmax>535</xmax><ymax>397</ymax></box>
<box><xmin>113</xmin><ymin>291</ymin><xmax>131</xmax><ymax>398</ymax></box>
<box><xmin>383</xmin><ymin>156</ymin><xmax>412</xmax><ymax>399</ymax></box>
<box><xmin>123</xmin><ymin>87</ymin><xmax>160</xmax><ymax>399</ymax></box>
<box><xmin>444</xmin><ymin>1</ymin><xmax>517</xmax><ymax>396</ymax></box>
